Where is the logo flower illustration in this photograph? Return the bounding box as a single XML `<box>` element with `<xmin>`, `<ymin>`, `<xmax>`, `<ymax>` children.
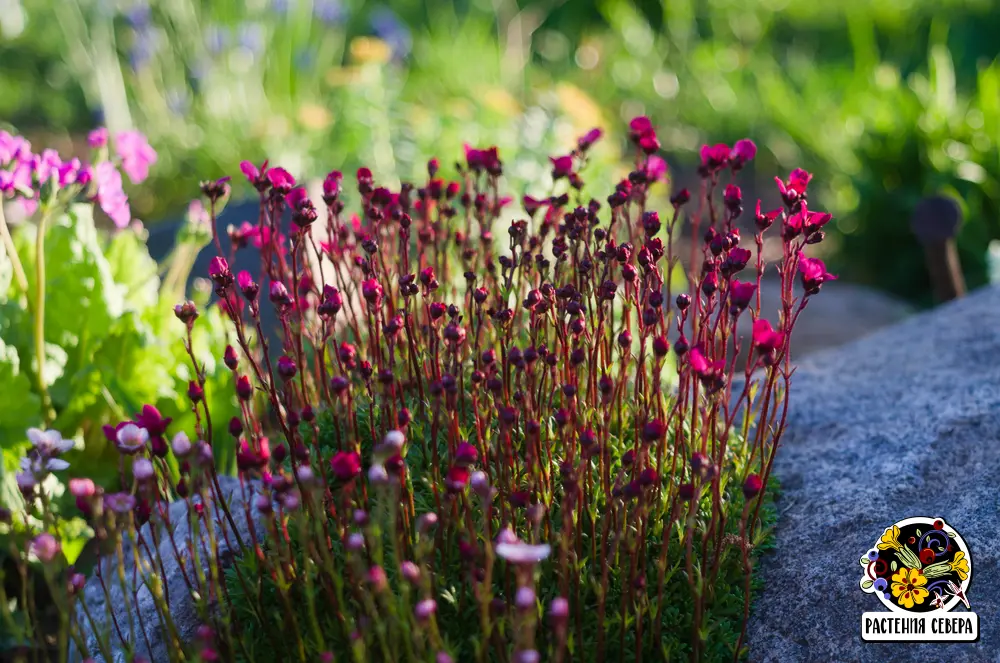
<box><xmin>891</xmin><ymin>567</ymin><xmax>929</xmax><ymax>609</ymax></box>
<box><xmin>860</xmin><ymin>517</ymin><xmax>973</xmax><ymax>613</ymax></box>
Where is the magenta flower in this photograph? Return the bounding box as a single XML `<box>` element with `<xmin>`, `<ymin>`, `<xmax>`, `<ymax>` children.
<box><xmin>798</xmin><ymin>255</ymin><xmax>837</xmax><ymax>294</ymax></box>
<box><xmin>115</xmin><ymin>131</ymin><xmax>157</xmax><ymax>184</ymax></box>
<box><xmin>266</xmin><ymin>167</ymin><xmax>296</xmax><ymax>194</ymax></box>
<box><xmin>208</xmin><ymin>256</ymin><xmax>232</xmax><ymax>285</ymax></box>
<box><xmin>754</xmin><ymin>200</ymin><xmax>782</xmax><ymax>231</ymax></box>
<box><xmin>699</xmin><ymin>143</ymin><xmax>730</xmax><ymax>172</ymax></box>
<box><xmin>752</xmin><ymin>319</ymin><xmax>785</xmax><ymax>353</ymax></box>
<box><xmin>628</xmin><ymin>116</ymin><xmax>660</xmax><ymax>152</ymax></box>
<box><xmin>88</xmin><ymin>128</ymin><xmax>109</xmax><ymax>149</ymax></box>
<box><xmin>729</xmin><ymin>139</ymin><xmax>757</xmax><ymax>170</ymax></box>
<box><xmin>322</xmin><ymin>170</ymin><xmax>343</xmax><ymax>202</ymax></box>
<box><xmin>550</xmin><ymin>155</ymin><xmax>574</xmax><ymax>180</ymax></box>
<box><xmin>775</xmin><ymin>168</ymin><xmax>813</xmax><ymax>201</ymax></box>
<box><xmin>577</xmin><ymin>127</ymin><xmax>603</xmax><ymax>151</ymax></box>
<box><xmin>330</xmin><ymin>451</ymin><xmax>362</xmax><ymax>482</ymax></box>
<box><xmin>445</xmin><ymin>466</ymin><xmax>470</xmax><ymax>493</ymax></box>
<box><xmin>361</xmin><ymin>278</ymin><xmax>383</xmax><ymax>307</ymax></box>
<box><xmin>240</xmin><ymin>160</ymin><xmax>271</xmax><ymax>190</ymax></box>
<box><xmin>30</xmin><ymin>533</ymin><xmax>61</xmax><ymax>563</ymax></box>
<box><xmin>135</xmin><ymin>405</ymin><xmax>172</xmax><ymax>437</ymax></box>
<box><xmin>0</xmin><ymin>131</ymin><xmax>30</xmax><ymax>165</ymax></box>
<box><xmin>729</xmin><ymin>280</ymin><xmax>757</xmax><ymax>310</ymax></box>
<box><xmin>645</xmin><ymin>155</ymin><xmax>668</xmax><ymax>183</ymax></box>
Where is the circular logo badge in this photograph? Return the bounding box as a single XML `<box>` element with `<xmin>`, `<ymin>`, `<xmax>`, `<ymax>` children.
<box><xmin>859</xmin><ymin>516</ymin><xmax>972</xmax><ymax>613</ymax></box>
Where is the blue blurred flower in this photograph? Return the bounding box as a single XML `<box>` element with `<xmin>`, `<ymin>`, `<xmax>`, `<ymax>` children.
<box><xmin>295</xmin><ymin>48</ymin><xmax>315</xmax><ymax>71</ymax></box>
<box><xmin>166</xmin><ymin>88</ymin><xmax>190</xmax><ymax>115</ymax></box>
<box><xmin>128</xmin><ymin>27</ymin><xmax>159</xmax><ymax>71</ymax></box>
<box><xmin>271</xmin><ymin>0</ymin><xmax>293</xmax><ymax>14</ymax></box>
<box><xmin>314</xmin><ymin>0</ymin><xmax>346</xmax><ymax>25</ymax></box>
<box><xmin>204</xmin><ymin>25</ymin><xmax>229</xmax><ymax>55</ymax></box>
<box><xmin>124</xmin><ymin>2</ymin><xmax>151</xmax><ymax>29</ymax></box>
<box><xmin>370</xmin><ymin>8</ymin><xmax>411</xmax><ymax>60</ymax></box>
<box><xmin>238</xmin><ymin>22</ymin><xmax>265</xmax><ymax>55</ymax></box>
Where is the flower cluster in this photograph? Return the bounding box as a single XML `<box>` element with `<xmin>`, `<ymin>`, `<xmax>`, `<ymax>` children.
<box><xmin>0</xmin><ymin>127</ymin><xmax>155</xmax><ymax>228</ymax></box>
<box><xmin>4</xmin><ymin>117</ymin><xmax>834</xmax><ymax>662</ymax></box>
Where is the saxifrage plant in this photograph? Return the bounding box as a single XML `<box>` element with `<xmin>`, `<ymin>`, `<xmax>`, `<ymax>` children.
<box><xmin>1</xmin><ymin>117</ymin><xmax>837</xmax><ymax>662</ymax></box>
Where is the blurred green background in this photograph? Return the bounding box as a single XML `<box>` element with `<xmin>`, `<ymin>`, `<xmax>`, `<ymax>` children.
<box><xmin>4</xmin><ymin>0</ymin><xmax>1000</xmax><ymax>305</ymax></box>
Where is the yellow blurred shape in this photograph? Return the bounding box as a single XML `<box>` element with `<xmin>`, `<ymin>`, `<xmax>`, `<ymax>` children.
<box><xmin>480</xmin><ymin>87</ymin><xmax>522</xmax><ymax>117</ymax></box>
<box><xmin>556</xmin><ymin>83</ymin><xmax>603</xmax><ymax>129</ymax></box>
<box><xmin>299</xmin><ymin>103</ymin><xmax>334</xmax><ymax>131</ymax></box>
<box><xmin>350</xmin><ymin>37</ymin><xmax>392</xmax><ymax>65</ymax></box>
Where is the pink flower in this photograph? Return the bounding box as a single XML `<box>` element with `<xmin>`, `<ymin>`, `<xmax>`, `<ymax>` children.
<box><xmin>93</xmin><ymin>162</ymin><xmax>132</xmax><ymax>228</ymax></box>
<box><xmin>699</xmin><ymin>143</ymin><xmax>730</xmax><ymax>172</ymax></box>
<box><xmin>752</xmin><ymin>319</ymin><xmax>785</xmax><ymax>353</ymax></box>
<box><xmin>645</xmin><ymin>155</ymin><xmax>668</xmax><ymax>183</ymax></box>
<box><xmin>208</xmin><ymin>256</ymin><xmax>232</xmax><ymax>285</ymax></box>
<box><xmin>0</xmin><ymin>131</ymin><xmax>30</xmax><ymax>165</ymax></box>
<box><xmin>729</xmin><ymin>139</ymin><xmax>757</xmax><ymax>170</ymax></box>
<box><xmin>87</xmin><ymin>128</ymin><xmax>109</xmax><ymax>149</ymax></box>
<box><xmin>798</xmin><ymin>255</ymin><xmax>837</xmax><ymax>294</ymax></box>
<box><xmin>266</xmin><ymin>167</ymin><xmax>295</xmax><ymax>193</ymax></box>
<box><xmin>30</xmin><ymin>533</ymin><xmax>61</xmax><ymax>563</ymax></box>
<box><xmin>57</xmin><ymin>158</ymin><xmax>82</xmax><ymax>188</ymax></box>
<box><xmin>115</xmin><ymin>131</ymin><xmax>157</xmax><ymax>184</ymax></box>
<box><xmin>775</xmin><ymin>168</ymin><xmax>813</xmax><ymax>201</ymax></box>
<box><xmin>69</xmin><ymin>478</ymin><xmax>96</xmax><ymax>498</ymax></box>
<box><xmin>240</xmin><ymin>160</ymin><xmax>270</xmax><ymax>190</ymax></box>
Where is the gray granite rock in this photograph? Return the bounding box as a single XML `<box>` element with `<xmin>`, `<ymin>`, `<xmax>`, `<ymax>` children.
<box><xmin>747</xmin><ymin>285</ymin><xmax>1000</xmax><ymax>662</ymax></box>
<box><xmin>733</xmin><ymin>276</ymin><xmax>913</xmax><ymax>367</ymax></box>
<box><xmin>73</xmin><ymin>475</ymin><xmax>265</xmax><ymax>663</ymax></box>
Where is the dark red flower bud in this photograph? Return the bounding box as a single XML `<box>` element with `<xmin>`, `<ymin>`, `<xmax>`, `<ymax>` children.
<box><xmin>652</xmin><ymin>335</ymin><xmax>670</xmax><ymax>357</ymax></box>
<box><xmin>174</xmin><ymin>301</ymin><xmax>199</xmax><ymax>324</ymax></box>
<box><xmin>187</xmin><ymin>381</ymin><xmax>204</xmax><ymax>403</ymax></box>
<box><xmin>743</xmin><ymin>473</ymin><xmax>763</xmax><ymax>499</ymax></box>
<box><xmin>236</xmin><ymin>375</ymin><xmax>253</xmax><ymax>401</ymax></box>
<box><xmin>224</xmin><ymin>345</ymin><xmax>239</xmax><ymax>370</ymax></box>
<box><xmin>277</xmin><ymin>355</ymin><xmax>297</xmax><ymax>380</ymax></box>
<box><xmin>670</xmin><ymin>188</ymin><xmax>691</xmax><ymax>207</ymax></box>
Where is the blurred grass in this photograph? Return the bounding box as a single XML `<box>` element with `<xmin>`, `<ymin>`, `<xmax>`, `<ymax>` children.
<box><xmin>4</xmin><ymin>0</ymin><xmax>1000</xmax><ymax>303</ymax></box>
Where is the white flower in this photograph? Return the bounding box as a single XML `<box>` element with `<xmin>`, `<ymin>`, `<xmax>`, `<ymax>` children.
<box><xmin>132</xmin><ymin>458</ymin><xmax>155</xmax><ymax>481</ymax></box>
<box><xmin>115</xmin><ymin>424</ymin><xmax>149</xmax><ymax>454</ymax></box>
<box><xmin>495</xmin><ymin>542</ymin><xmax>552</xmax><ymax>565</ymax></box>
<box><xmin>171</xmin><ymin>431</ymin><xmax>192</xmax><ymax>457</ymax></box>
<box><xmin>20</xmin><ymin>455</ymin><xmax>69</xmax><ymax>476</ymax></box>
<box><xmin>27</xmin><ymin>428</ymin><xmax>74</xmax><ymax>456</ymax></box>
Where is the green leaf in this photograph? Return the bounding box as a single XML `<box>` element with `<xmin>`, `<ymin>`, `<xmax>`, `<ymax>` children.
<box><xmin>891</xmin><ymin>560</ymin><xmax>898</xmax><ymax>572</ymax></box>
<box><xmin>104</xmin><ymin>227</ymin><xmax>159</xmax><ymax>310</ymax></box>
<box><xmin>862</xmin><ymin>579</ymin><xmax>874</xmax><ymax>590</ymax></box>
<box><xmin>0</xmin><ymin>338</ymin><xmax>41</xmax><ymax>438</ymax></box>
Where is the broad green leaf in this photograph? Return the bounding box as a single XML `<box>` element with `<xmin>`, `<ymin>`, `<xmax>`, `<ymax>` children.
<box><xmin>0</xmin><ymin>338</ymin><xmax>41</xmax><ymax>440</ymax></box>
<box><xmin>104</xmin><ymin>227</ymin><xmax>160</xmax><ymax>310</ymax></box>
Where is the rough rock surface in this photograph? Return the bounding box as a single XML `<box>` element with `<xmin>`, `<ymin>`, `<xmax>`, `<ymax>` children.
<box><xmin>73</xmin><ymin>475</ymin><xmax>265</xmax><ymax>663</ymax></box>
<box><xmin>732</xmin><ymin>276</ymin><xmax>912</xmax><ymax>367</ymax></box>
<box><xmin>747</xmin><ymin>286</ymin><xmax>1000</xmax><ymax>662</ymax></box>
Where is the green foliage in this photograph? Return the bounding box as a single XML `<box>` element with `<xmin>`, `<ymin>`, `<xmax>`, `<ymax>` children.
<box><xmin>0</xmin><ymin>204</ymin><xmax>237</xmax><ymax>550</ymax></box>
